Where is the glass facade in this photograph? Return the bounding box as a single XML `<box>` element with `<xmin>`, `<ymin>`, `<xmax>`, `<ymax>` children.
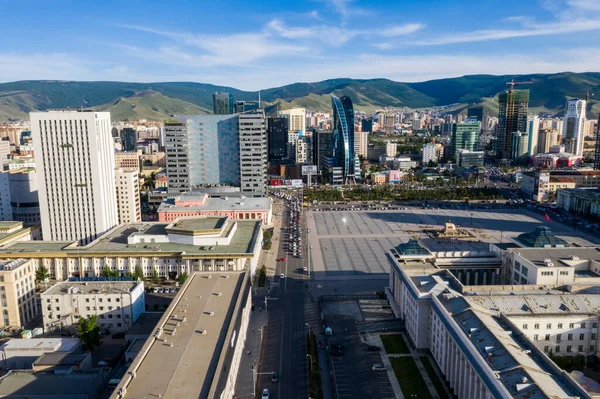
<box><xmin>451</xmin><ymin>121</ymin><xmax>479</xmax><ymax>161</ymax></box>
<box><xmin>267</xmin><ymin>117</ymin><xmax>288</xmax><ymax>162</ymax></box>
<box><xmin>331</xmin><ymin>96</ymin><xmax>355</xmax><ymax>183</ymax></box>
<box><xmin>213</xmin><ymin>92</ymin><xmax>235</xmax><ymax>115</ymax></box>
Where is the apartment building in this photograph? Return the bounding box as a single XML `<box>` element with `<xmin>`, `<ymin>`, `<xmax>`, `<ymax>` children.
<box><xmin>41</xmin><ymin>280</ymin><xmax>145</xmax><ymax>333</ymax></box>
<box><xmin>115</xmin><ymin>168</ymin><xmax>141</xmax><ymax>224</ymax></box>
<box><xmin>0</xmin><ymin>258</ymin><xmax>38</xmax><ymax>329</ymax></box>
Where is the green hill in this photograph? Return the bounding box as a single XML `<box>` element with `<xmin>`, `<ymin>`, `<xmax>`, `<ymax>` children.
<box><xmin>1</xmin><ymin>72</ymin><xmax>599</xmax><ymax>121</ymax></box>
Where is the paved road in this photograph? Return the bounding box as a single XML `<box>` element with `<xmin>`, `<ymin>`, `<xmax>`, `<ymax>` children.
<box><xmin>257</xmin><ymin>192</ymin><xmax>314</xmax><ymax>399</ymax></box>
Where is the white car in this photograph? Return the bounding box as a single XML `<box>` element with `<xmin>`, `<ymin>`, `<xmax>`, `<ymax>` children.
<box><xmin>303</xmin><ymin>267</ymin><xmax>308</xmax><ymax>273</ymax></box>
<box><xmin>280</xmin><ymin>273</ymin><xmax>285</xmax><ymax>279</ymax></box>
<box><xmin>262</xmin><ymin>388</ymin><xmax>270</xmax><ymax>399</ymax></box>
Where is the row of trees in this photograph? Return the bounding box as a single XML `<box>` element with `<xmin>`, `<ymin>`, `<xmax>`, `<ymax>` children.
<box><xmin>36</xmin><ymin>264</ymin><xmax>189</xmax><ymax>285</ymax></box>
<box><xmin>304</xmin><ymin>186</ymin><xmax>501</xmax><ymax>202</ymax></box>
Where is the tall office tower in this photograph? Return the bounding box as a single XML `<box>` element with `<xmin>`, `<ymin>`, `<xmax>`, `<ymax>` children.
<box><xmin>281</xmin><ymin>108</ymin><xmax>306</xmax><ymax>135</ymax></box>
<box><xmin>317</xmin><ymin>130</ymin><xmax>333</xmax><ymax>174</ymax></box>
<box><xmin>562</xmin><ymin>99</ymin><xmax>586</xmax><ymax>156</ymax></box>
<box><xmin>213</xmin><ymin>92</ymin><xmax>235</xmax><ymax>115</ymax></box>
<box><xmin>354</xmin><ymin>130</ymin><xmax>368</xmax><ymax>158</ymax></box>
<box><xmin>31</xmin><ymin>111</ymin><xmax>117</xmax><ymax>244</ymax></box>
<box><xmin>165</xmin><ymin>115</ymin><xmax>240</xmax><ymax>193</ymax></box>
<box><xmin>526</xmin><ymin>116</ymin><xmax>540</xmax><ymax>155</ymax></box>
<box><xmin>385</xmin><ymin>116</ymin><xmax>394</xmax><ymax>135</ymax></box>
<box><xmin>331</xmin><ymin>96</ymin><xmax>355</xmax><ymax>184</ymax></box>
<box><xmin>0</xmin><ymin>169</ymin><xmax>40</xmax><ymax>224</ymax></box>
<box><xmin>451</xmin><ymin>120</ymin><xmax>479</xmax><ymax>161</ymax></box>
<box><xmin>538</xmin><ymin>128</ymin><xmax>558</xmax><ymax>154</ymax></box>
<box><xmin>361</xmin><ymin>118</ymin><xmax>373</xmax><ymax>133</ymax></box>
<box><xmin>267</xmin><ymin>117</ymin><xmax>288</xmax><ymax>162</ymax></box>
<box><xmin>594</xmin><ymin>115</ymin><xmax>600</xmax><ymax>170</ymax></box>
<box><xmin>238</xmin><ymin>113</ymin><xmax>267</xmax><ymax>197</ymax></box>
<box><xmin>115</xmin><ymin>168</ymin><xmax>141</xmax><ymax>224</ymax></box>
<box><xmin>0</xmin><ymin>139</ymin><xmax>10</xmax><ymax>168</ymax></box>
<box><xmin>121</xmin><ymin>127</ymin><xmax>137</xmax><ymax>152</ymax></box>
<box><xmin>422</xmin><ymin>144</ymin><xmax>440</xmax><ymax>165</ymax></box>
<box><xmin>496</xmin><ymin>90</ymin><xmax>529</xmax><ymax>160</ymax></box>
<box><xmin>467</xmin><ymin>107</ymin><xmax>484</xmax><ymax>122</ymax></box>
<box><xmin>235</xmin><ymin>101</ymin><xmax>260</xmax><ymax>114</ymax></box>
<box><xmin>296</xmin><ymin>135</ymin><xmax>311</xmax><ymax>163</ymax></box>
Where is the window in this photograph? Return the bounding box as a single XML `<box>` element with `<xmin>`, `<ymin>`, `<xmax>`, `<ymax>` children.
<box><xmin>591</xmin><ymin>345</ymin><xmax>595</xmax><ymax>352</ymax></box>
<box><xmin>534</xmin><ymin>334</ymin><xmax>539</xmax><ymax>341</ymax></box>
<box><xmin>545</xmin><ymin>334</ymin><xmax>551</xmax><ymax>341</ymax></box>
<box><xmin>580</xmin><ymin>334</ymin><xmax>585</xmax><ymax>340</ymax></box>
<box><xmin>566</xmin><ymin>345</ymin><xmax>572</xmax><ymax>353</ymax></box>
<box><xmin>541</xmin><ymin>271</ymin><xmax>553</xmax><ymax>276</ymax></box>
<box><xmin>55</xmin><ymin>298</ymin><xmax>59</xmax><ymax>303</ymax></box>
<box><xmin>117</xmin><ymin>323</ymin><xmax>122</xmax><ymax>327</ymax></box>
<box><xmin>108</xmin><ymin>315</ymin><xmax>113</xmax><ymax>319</ymax></box>
<box><xmin>555</xmin><ymin>345</ymin><xmax>561</xmax><ymax>352</ymax></box>
<box><xmin>85</xmin><ymin>298</ymin><xmax>90</xmax><ymax>303</ymax></box>
<box><xmin>99</xmin><ymin>307</ymin><xmax>104</xmax><ymax>311</ymax></box>
<box><xmin>560</xmin><ymin>271</ymin><xmax>568</xmax><ymax>275</ymax></box>
<box><xmin>558</xmin><ymin>323</ymin><xmax>563</xmax><ymax>329</ymax></box>
<box><xmin>569</xmin><ymin>323</ymin><xmax>575</xmax><ymax>328</ymax></box>
<box><xmin>592</xmin><ymin>333</ymin><xmax>597</xmax><ymax>340</ymax></box>
<box><xmin>567</xmin><ymin>334</ymin><xmax>573</xmax><ymax>341</ymax></box>
<box><xmin>544</xmin><ymin>346</ymin><xmax>549</xmax><ymax>353</ymax></box>
<box><xmin>523</xmin><ymin>324</ymin><xmax>528</xmax><ymax>330</ymax></box>
<box><xmin>86</xmin><ymin>307</ymin><xmax>90</xmax><ymax>311</ymax></box>
<box><xmin>582</xmin><ymin>323</ymin><xmax>587</xmax><ymax>328</ymax></box>
<box><xmin>98</xmin><ymin>298</ymin><xmax>102</xmax><ymax>302</ymax></box>
<box><xmin>546</xmin><ymin>323</ymin><xmax>552</xmax><ymax>329</ymax></box>
<box><xmin>593</xmin><ymin>323</ymin><xmax>598</xmax><ymax>328</ymax></box>
<box><xmin>535</xmin><ymin>323</ymin><xmax>540</xmax><ymax>329</ymax></box>
<box><xmin>116</xmin><ymin>298</ymin><xmax>120</xmax><ymax>303</ymax></box>
<box><xmin>107</xmin><ymin>298</ymin><xmax>111</xmax><ymax>302</ymax></box>
<box><xmin>578</xmin><ymin>345</ymin><xmax>584</xmax><ymax>352</ymax></box>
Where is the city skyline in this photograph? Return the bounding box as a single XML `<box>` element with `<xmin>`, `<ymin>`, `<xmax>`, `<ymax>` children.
<box><xmin>1</xmin><ymin>0</ymin><xmax>600</xmax><ymax>90</ymax></box>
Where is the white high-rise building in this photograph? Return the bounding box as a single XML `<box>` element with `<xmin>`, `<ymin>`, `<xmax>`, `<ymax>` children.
<box><xmin>422</xmin><ymin>143</ymin><xmax>439</xmax><ymax>164</ymax></box>
<box><xmin>281</xmin><ymin>108</ymin><xmax>306</xmax><ymax>135</ymax></box>
<box><xmin>562</xmin><ymin>99</ymin><xmax>586</xmax><ymax>156</ymax></box>
<box><xmin>526</xmin><ymin>116</ymin><xmax>540</xmax><ymax>155</ymax></box>
<box><xmin>31</xmin><ymin>111</ymin><xmax>118</xmax><ymax>244</ymax></box>
<box><xmin>354</xmin><ymin>130</ymin><xmax>368</xmax><ymax>158</ymax></box>
<box><xmin>115</xmin><ymin>168</ymin><xmax>141</xmax><ymax>224</ymax></box>
<box><xmin>386</xmin><ymin>142</ymin><xmax>397</xmax><ymax>156</ymax></box>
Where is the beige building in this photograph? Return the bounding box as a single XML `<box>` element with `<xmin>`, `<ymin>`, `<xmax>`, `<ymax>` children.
<box><xmin>281</xmin><ymin>108</ymin><xmax>306</xmax><ymax>134</ymax></box>
<box><xmin>354</xmin><ymin>130</ymin><xmax>368</xmax><ymax>158</ymax></box>
<box><xmin>115</xmin><ymin>168</ymin><xmax>141</xmax><ymax>224</ymax></box>
<box><xmin>114</xmin><ymin>151</ymin><xmax>141</xmax><ymax>170</ymax></box>
<box><xmin>537</xmin><ymin>128</ymin><xmax>558</xmax><ymax>154</ymax></box>
<box><xmin>140</xmin><ymin>152</ymin><xmax>166</xmax><ymax>168</ymax></box>
<box><xmin>0</xmin><ymin>258</ymin><xmax>38</xmax><ymax>329</ymax></box>
<box><xmin>0</xmin><ymin>216</ymin><xmax>263</xmax><ymax>281</ymax></box>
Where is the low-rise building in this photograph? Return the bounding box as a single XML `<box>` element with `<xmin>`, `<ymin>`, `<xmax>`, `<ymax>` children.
<box><xmin>0</xmin><ymin>216</ymin><xmax>263</xmax><ymax>280</ymax></box>
<box><xmin>521</xmin><ymin>171</ymin><xmax>577</xmax><ymax>201</ymax></box>
<box><xmin>41</xmin><ymin>280</ymin><xmax>145</xmax><ymax>333</ymax></box>
<box><xmin>0</xmin><ymin>369</ymin><xmax>105</xmax><ymax>399</ymax></box>
<box><xmin>0</xmin><ymin>338</ymin><xmax>80</xmax><ymax>369</ymax></box>
<box><xmin>32</xmin><ymin>352</ymin><xmax>92</xmax><ymax>372</ymax></box>
<box><xmin>157</xmin><ymin>193</ymin><xmax>272</xmax><ymax>224</ymax></box>
<box><xmin>0</xmin><ymin>258</ymin><xmax>38</xmax><ymax>329</ymax></box>
<box><xmin>557</xmin><ymin>188</ymin><xmax>600</xmax><ymax>220</ymax></box>
<box><xmin>457</xmin><ymin>150</ymin><xmax>484</xmax><ymax>168</ymax></box>
<box><xmin>114</xmin><ymin>151</ymin><xmax>141</xmax><ymax>170</ymax></box>
<box><xmin>110</xmin><ymin>271</ymin><xmax>251</xmax><ymax>399</ymax></box>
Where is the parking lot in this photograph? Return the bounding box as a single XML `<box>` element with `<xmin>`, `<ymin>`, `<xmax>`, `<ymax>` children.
<box><xmin>306</xmin><ymin>207</ymin><xmax>600</xmax><ymax>280</ymax></box>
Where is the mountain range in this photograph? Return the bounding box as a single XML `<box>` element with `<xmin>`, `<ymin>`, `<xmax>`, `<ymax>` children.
<box><xmin>1</xmin><ymin>72</ymin><xmax>599</xmax><ymax>121</ymax></box>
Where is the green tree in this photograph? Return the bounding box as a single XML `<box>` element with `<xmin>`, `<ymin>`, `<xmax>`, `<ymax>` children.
<box><xmin>132</xmin><ymin>265</ymin><xmax>144</xmax><ymax>281</ymax></box>
<box><xmin>101</xmin><ymin>266</ymin><xmax>119</xmax><ymax>278</ymax></box>
<box><xmin>151</xmin><ymin>268</ymin><xmax>159</xmax><ymax>283</ymax></box>
<box><xmin>35</xmin><ymin>265</ymin><xmax>50</xmax><ymax>283</ymax></box>
<box><xmin>177</xmin><ymin>272</ymin><xmax>188</xmax><ymax>285</ymax></box>
<box><xmin>77</xmin><ymin>315</ymin><xmax>101</xmax><ymax>351</ymax></box>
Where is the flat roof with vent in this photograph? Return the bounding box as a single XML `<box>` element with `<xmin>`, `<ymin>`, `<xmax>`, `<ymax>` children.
<box><xmin>42</xmin><ymin>281</ymin><xmax>140</xmax><ymax>296</ymax></box>
<box><xmin>112</xmin><ymin>271</ymin><xmax>248</xmax><ymax>399</ymax></box>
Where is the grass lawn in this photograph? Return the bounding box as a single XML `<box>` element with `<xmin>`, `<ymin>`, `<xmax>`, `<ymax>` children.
<box><xmin>380</xmin><ymin>334</ymin><xmax>410</xmax><ymax>354</ymax></box>
<box><xmin>389</xmin><ymin>357</ymin><xmax>432</xmax><ymax>399</ymax></box>
<box><xmin>420</xmin><ymin>356</ymin><xmax>451</xmax><ymax>399</ymax></box>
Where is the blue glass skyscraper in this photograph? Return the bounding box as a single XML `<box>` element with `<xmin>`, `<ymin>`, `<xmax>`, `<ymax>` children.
<box><xmin>331</xmin><ymin>95</ymin><xmax>355</xmax><ymax>183</ymax></box>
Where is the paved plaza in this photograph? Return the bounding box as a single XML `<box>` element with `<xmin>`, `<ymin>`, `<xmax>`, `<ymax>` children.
<box><xmin>306</xmin><ymin>208</ymin><xmax>600</xmax><ymax>280</ymax></box>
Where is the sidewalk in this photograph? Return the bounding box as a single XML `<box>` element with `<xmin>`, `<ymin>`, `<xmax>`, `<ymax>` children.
<box><xmin>316</xmin><ymin>333</ymin><xmax>335</xmax><ymax>399</ymax></box>
<box><xmin>234</xmin><ymin>289</ymin><xmax>269</xmax><ymax>399</ymax></box>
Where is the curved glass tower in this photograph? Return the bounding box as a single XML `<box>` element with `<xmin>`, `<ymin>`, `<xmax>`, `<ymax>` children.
<box><xmin>331</xmin><ymin>95</ymin><xmax>355</xmax><ymax>183</ymax></box>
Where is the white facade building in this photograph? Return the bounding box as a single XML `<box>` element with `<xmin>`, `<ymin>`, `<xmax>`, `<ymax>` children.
<box><xmin>386</xmin><ymin>142</ymin><xmax>397</xmax><ymax>156</ymax></box>
<box><xmin>31</xmin><ymin>111</ymin><xmax>118</xmax><ymax>244</ymax></box>
<box><xmin>354</xmin><ymin>130</ymin><xmax>368</xmax><ymax>158</ymax></box>
<box><xmin>422</xmin><ymin>143</ymin><xmax>439</xmax><ymax>164</ymax></box>
<box><xmin>0</xmin><ymin>139</ymin><xmax>10</xmax><ymax>168</ymax></box>
<box><xmin>562</xmin><ymin>99</ymin><xmax>586</xmax><ymax>156</ymax></box>
<box><xmin>281</xmin><ymin>108</ymin><xmax>306</xmax><ymax>135</ymax></box>
<box><xmin>41</xmin><ymin>281</ymin><xmax>145</xmax><ymax>333</ymax></box>
<box><xmin>115</xmin><ymin>168</ymin><xmax>141</xmax><ymax>224</ymax></box>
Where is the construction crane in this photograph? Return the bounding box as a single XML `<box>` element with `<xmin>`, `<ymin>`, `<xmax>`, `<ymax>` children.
<box><xmin>506</xmin><ymin>79</ymin><xmax>533</xmax><ymax>93</ymax></box>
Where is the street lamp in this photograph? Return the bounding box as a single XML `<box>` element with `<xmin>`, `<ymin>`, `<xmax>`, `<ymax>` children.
<box><xmin>306</xmin><ymin>354</ymin><xmax>314</xmax><ymax>370</ymax></box>
<box><xmin>305</xmin><ymin>322</ymin><xmax>311</xmax><ymax>332</ymax></box>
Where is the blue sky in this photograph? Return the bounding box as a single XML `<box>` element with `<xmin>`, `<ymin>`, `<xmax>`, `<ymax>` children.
<box><xmin>1</xmin><ymin>0</ymin><xmax>600</xmax><ymax>90</ymax></box>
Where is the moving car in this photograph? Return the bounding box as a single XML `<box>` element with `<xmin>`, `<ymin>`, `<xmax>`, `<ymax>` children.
<box><xmin>271</xmin><ymin>371</ymin><xmax>279</xmax><ymax>382</ymax></box>
<box><xmin>372</xmin><ymin>364</ymin><xmax>386</xmax><ymax>372</ymax></box>
<box><xmin>262</xmin><ymin>388</ymin><xmax>270</xmax><ymax>399</ymax></box>
<box><xmin>280</xmin><ymin>273</ymin><xmax>285</xmax><ymax>279</ymax></box>
<box><xmin>366</xmin><ymin>345</ymin><xmax>381</xmax><ymax>352</ymax></box>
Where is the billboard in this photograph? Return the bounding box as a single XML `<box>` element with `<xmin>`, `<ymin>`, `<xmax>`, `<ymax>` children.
<box><xmin>291</xmin><ymin>179</ymin><xmax>303</xmax><ymax>187</ymax></box>
<box><xmin>269</xmin><ymin>180</ymin><xmax>282</xmax><ymax>186</ymax></box>
<box><xmin>302</xmin><ymin>165</ymin><xmax>317</xmax><ymax>175</ymax></box>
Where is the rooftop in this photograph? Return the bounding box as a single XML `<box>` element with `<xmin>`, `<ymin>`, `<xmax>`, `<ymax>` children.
<box><xmin>1</xmin><ymin>338</ymin><xmax>80</xmax><ymax>352</ymax></box>
<box><xmin>43</xmin><ymin>281</ymin><xmax>141</xmax><ymax>296</ymax></box>
<box><xmin>396</xmin><ymin>239</ymin><xmax>432</xmax><ymax>257</ymax></box>
<box><xmin>511</xmin><ymin>246</ymin><xmax>600</xmax><ymax>269</ymax></box>
<box><xmin>113</xmin><ymin>271</ymin><xmax>248</xmax><ymax>399</ymax></box>
<box><xmin>126</xmin><ymin>312</ymin><xmax>163</xmax><ymax>338</ymax></box>
<box><xmin>0</xmin><ymin>370</ymin><xmax>104</xmax><ymax>399</ymax></box>
<box><xmin>0</xmin><ymin>219</ymin><xmax>261</xmax><ymax>257</ymax></box>
<box><xmin>166</xmin><ymin>216</ymin><xmax>227</xmax><ymax>234</ymax></box>
<box><xmin>158</xmin><ymin>193</ymin><xmax>271</xmax><ymax>213</ymax></box>
<box><xmin>515</xmin><ymin>226</ymin><xmax>569</xmax><ymax>248</ymax></box>
<box><xmin>33</xmin><ymin>352</ymin><xmax>90</xmax><ymax>367</ymax></box>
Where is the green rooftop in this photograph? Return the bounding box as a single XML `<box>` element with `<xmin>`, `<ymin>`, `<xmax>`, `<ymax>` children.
<box><xmin>516</xmin><ymin>227</ymin><xmax>569</xmax><ymax>248</ymax></box>
<box><xmin>396</xmin><ymin>239</ymin><xmax>432</xmax><ymax>256</ymax></box>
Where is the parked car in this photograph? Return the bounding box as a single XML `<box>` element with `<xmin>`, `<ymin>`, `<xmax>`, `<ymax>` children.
<box><xmin>372</xmin><ymin>364</ymin><xmax>386</xmax><ymax>372</ymax></box>
<box><xmin>262</xmin><ymin>388</ymin><xmax>270</xmax><ymax>399</ymax></box>
<box><xmin>271</xmin><ymin>371</ymin><xmax>279</xmax><ymax>382</ymax></box>
<box><xmin>366</xmin><ymin>345</ymin><xmax>381</xmax><ymax>352</ymax></box>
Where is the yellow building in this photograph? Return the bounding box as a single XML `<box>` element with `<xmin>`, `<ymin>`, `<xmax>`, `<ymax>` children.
<box><xmin>0</xmin><ymin>258</ymin><xmax>38</xmax><ymax>329</ymax></box>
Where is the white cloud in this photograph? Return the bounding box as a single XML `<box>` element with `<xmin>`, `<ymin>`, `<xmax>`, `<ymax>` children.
<box><xmin>380</xmin><ymin>24</ymin><xmax>424</xmax><ymax>37</ymax></box>
<box><xmin>371</xmin><ymin>42</ymin><xmax>393</xmax><ymax>50</ymax></box>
